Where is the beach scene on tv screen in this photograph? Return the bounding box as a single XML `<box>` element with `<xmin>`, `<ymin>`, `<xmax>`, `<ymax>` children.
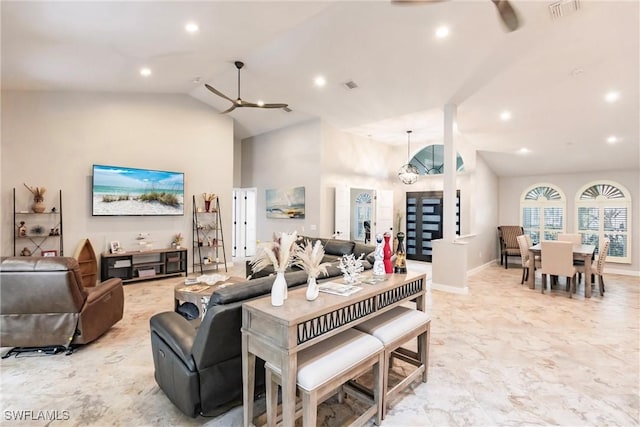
<box><xmin>93</xmin><ymin>165</ymin><xmax>184</xmax><ymax>216</ymax></box>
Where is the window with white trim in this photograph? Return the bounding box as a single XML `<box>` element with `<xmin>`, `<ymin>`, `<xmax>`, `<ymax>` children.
<box><xmin>576</xmin><ymin>181</ymin><xmax>631</xmax><ymax>263</ymax></box>
<box><xmin>520</xmin><ymin>184</ymin><xmax>566</xmax><ymax>244</ymax></box>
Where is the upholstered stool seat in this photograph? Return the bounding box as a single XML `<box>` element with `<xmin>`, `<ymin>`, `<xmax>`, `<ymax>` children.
<box><xmin>265</xmin><ymin>328</ymin><xmax>384</xmax><ymax>427</ymax></box>
<box><xmin>354</xmin><ymin>306</ymin><xmax>431</xmax><ymax>419</ymax></box>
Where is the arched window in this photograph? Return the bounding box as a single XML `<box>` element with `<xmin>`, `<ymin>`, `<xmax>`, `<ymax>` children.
<box><xmin>520</xmin><ymin>184</ymin><xmax>566</xmax><ymax>244</ymax></box>
<box><xmin>576</xmin><ymin>181</ymin><xmax>631</xmax><ymax>263</ymax></box>
<box><xmin>410</xmin><ymin>144</ymin><xmax>464</xmax><ymax>175</ymax></box>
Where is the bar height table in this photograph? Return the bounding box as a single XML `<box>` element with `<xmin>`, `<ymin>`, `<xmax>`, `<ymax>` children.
<box><xmin>241</xmin><ymin>271</ymin><xmax>427</xmax><ymax>427</ymax></box>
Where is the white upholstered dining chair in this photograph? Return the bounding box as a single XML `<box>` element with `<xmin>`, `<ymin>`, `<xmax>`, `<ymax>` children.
<box><xmin>516</xmin><ymin>234</ymin><xmax>539</xmax><ymax>285</ymax></box>
<box><xmin>540</xmin><ymin>241</ymin><xmax>577</xmax><ymax>297</ymax></box>
<box><xmin>577</xmin><ymin>238</ymin><xmax>610</xmax><ymax>297</ymax></box>
<box><xmin>558</xmin><ymin>233</ymin><xmax>582</xmax><ymax>245</ymax></box>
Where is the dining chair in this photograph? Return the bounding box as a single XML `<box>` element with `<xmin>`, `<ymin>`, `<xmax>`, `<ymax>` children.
<box><xmin>576</xmin><ymin>238</ymin><xmax>610</xmax><ymax>296</ymax></box>
<box><xmin>557</xmin><ymin>233</ymin><xmax>582</xmax><ymax>245</ymax></box>
<box><xmin>540</xmin><ymin>241</ymin><xmax>577</xmax><ymax>298</ymax></box>
<box><xmin>497</xmin><ymin>226</ymin><xmax>524</xmax><ymax>269</ymax></box>
<box><xmin>516</xmin><ymin>234</ymin><xmax>539</xmax><ymax>285</ymax></box>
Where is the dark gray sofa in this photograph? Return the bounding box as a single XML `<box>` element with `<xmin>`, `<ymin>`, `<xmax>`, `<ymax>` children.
<box><xmin>247</xmin><ymin>236</ymin><xmax>375</xmax><ymax>278</ymax></box>
<box><xmin>149</xmin><ymin>237</ymin><xmax>375</xmax><ymax>417</ymax></box>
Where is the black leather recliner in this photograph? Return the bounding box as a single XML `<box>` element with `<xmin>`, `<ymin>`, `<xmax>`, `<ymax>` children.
<box><xmin>149</xmin><ymin>270</ymin><xmax>310</xmax><ymax>417</ymax></box>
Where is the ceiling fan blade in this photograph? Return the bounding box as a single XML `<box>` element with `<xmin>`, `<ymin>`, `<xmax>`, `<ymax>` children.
<box><xmin>491</xmin><ymin>0</ymin><xmax>521</xmax><ymax>32</ymax></box>
<box><xmin>261</xmin><ymin>103</ymin><xmax>289</xmax><ymax>109</ymax></box>
<box><xmin>205</xmin><ymin>84</ymin><xmax>235</xmax><ymax>103</ymax></box>
<box><xmin>219</xmin><ymin>104</ymin><xmax>237</xmax><ymax>114</ymax></box>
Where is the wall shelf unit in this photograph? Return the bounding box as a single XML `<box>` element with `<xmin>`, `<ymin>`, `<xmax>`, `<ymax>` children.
<box><xmin>193</xmin><ymin>195</ymin><xmax>227</xmax><ymax>275</ymax></box>
<box><xmin>100</xmin><ymin>248</ymin><xmax>187</xmax><ymax>284</ymax></box>
<box><xmin>13</xmin><ymin>188</ymin><xmax>63</xmax><ymax>257</ymax></box>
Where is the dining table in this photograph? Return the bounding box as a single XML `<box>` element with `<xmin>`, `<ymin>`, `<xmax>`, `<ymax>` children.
<box><xmin>241</xmin><ymin>271</ymin><xmax>427</xmax><ymax>427</ymax></box>
<box><xmin>528</xmin><ymin>243</ymin><xmax>596</xmax><ymax>297</ymax></box>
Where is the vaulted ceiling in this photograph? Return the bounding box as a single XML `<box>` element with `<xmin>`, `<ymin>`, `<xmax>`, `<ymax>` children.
<box><xmin>2</xmin><ymin>1</ymin><xmax>638</xmax><ymax>176</ymax></box>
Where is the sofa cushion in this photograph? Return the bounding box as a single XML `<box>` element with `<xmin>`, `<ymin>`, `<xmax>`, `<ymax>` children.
<box><xmin>324</xmin><ymin>240</ymin><xmax>355</xmax><ymax>257</ymax></box>
<box><xmin>210</xmin><ymin>270</ymin><xmax>309</xmax><ymax>305</ymax></box>
<box><xmin>353</xmin><ymin>242</ymin><xmax>376</xmax><ymax>265</ymax></box>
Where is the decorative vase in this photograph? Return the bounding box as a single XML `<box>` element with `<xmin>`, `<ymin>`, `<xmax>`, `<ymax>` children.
<box><xmin>271</xmin><ymin>271</ymin><xmax>287</xmax><ymax>306</ymax></box>
<box><xmin>383</xmin><ymin>232</ymin><xmax>393</xmax><ymax>273</ymax></box>
<box><xmin>32</xmin><ymin>199</ymin><xmax>45</xmax><ymax>213</ymax></box>
<box><xmin>373</xmin><ymin>233</ymin><xmax>385</xmax><ymax>276</ymax></box>
<box><xmin>306</xmin><ymin>276</ymin><xmax>319</xmax><ymax>301</ymax></box>
<box><xmin>204</xmin><ymin>200</ymin><xmax>211</xmax><ymax>212</ymax></box>
<box><xmin>394</xmin><ymin>232</ymin><xmax>407</xmax><ymax>273</ymax></box>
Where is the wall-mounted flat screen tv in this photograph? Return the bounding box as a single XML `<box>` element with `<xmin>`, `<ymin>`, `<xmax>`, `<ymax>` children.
<box><xmin>92</xmin><ymin>164</ymin><xmax>184</xmax><ymax>216</ymax></box>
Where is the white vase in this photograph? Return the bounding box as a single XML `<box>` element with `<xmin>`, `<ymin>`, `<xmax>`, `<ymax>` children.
<box><xmin>306</xmin><ymin>276</ymin><xmax>319</xmax><ymax>301</ymax></box>
<box><xmin>271</xmin><ymin>271</ymin><xmax>287</xmax><ymax>306</ymax></box>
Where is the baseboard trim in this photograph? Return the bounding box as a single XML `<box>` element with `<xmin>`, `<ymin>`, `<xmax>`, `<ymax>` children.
<box><xmin>431</xmin><ymin>282</ymin><xmax>469</xmax><ymax>295</ymax></box>
<box><xmin>604</xmin><ymin>268</ymin><xmax>640</xmax><ymax>277</ymax></box>
<box><xmin>468</xmin><ymin>259</ymin><xmax>499</xmax><ymax>275</ymax></box>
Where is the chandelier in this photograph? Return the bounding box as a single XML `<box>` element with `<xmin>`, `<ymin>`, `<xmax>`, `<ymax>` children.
<box><xmin>398</xmin><ymin>130</ymin><xmax>419</xmax><ymax>184</ymax></box>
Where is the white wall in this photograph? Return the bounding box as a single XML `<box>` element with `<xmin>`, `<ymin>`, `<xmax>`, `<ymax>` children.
<box><xmin>241</xmin><ymin>119</ymin><xmax>322</xmax><ymax>240</ymax></box>
<box><xmin>498</xmin><ymin>169</ymin><xmax>640</xmax><ymax>273</ymax></box>
<box><xmin>1</xmin><ymin>91</ymin><xmax>234</xmax><ymax>272</ymax></box>
<box><xmin>319</xmin><ymin>122</ymin><xmax>396</xmax><ymax>238</ymax></box>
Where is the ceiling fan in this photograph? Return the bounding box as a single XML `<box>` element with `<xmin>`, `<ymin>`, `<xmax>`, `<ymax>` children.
<box><xmin>205</xmin><ymin>61</ymin><xmax>289</xmax><ymax>114</ymax></box>
<box><xmin>392</xmin><ymin>0</ymin><xmax>521</xmax><ymax>32</ymax></box>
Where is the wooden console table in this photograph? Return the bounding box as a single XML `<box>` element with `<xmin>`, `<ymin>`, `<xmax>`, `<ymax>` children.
<box><xmin>241</xmin><ymin>271</ymin><xmax>427</xmax><ymax>427</ymax></box>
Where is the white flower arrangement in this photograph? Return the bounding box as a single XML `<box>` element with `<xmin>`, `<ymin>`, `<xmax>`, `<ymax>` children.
<box><xmin>293</xmin><ymin>239</ymin><xmax>332</xmax><ymax>279</ymax></box>
<box><xmin>250</xmin><ymin>231</ymin><xmax>298</xmax><ymax>274</ymax></box>
<box><xmin>338</xmin><ymin>253</ymin><xmax>365</xmax><ymax>284</ymax></box>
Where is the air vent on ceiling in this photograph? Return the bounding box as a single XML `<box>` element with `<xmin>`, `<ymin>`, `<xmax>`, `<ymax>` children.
<box><xmin>343</xmin><ymin>80</ymin><xmax>358</xmax><ymax>90</ymax></box>
<box><xmin>549</xmin><ymin>0</ymin><xmax>581</xmax><ymax>19</ymax></box>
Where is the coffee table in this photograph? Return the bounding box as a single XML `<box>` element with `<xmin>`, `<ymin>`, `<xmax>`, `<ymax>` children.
<box><xmin>174</xmin><ymin>276</ymin><xmax>243</xmax><ymax>320</ymax></box>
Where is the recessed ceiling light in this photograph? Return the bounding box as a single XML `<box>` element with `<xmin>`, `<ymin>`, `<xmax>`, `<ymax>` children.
<box><xmin>257</xmin><ymin>100</ymin><xmax>265</xmax><ymax>107</ymax></box>
<box><xmin>435</xmin><ymin>26</ymin><xmax>450</xmax><ymax>39</ymax></box>
<box><xmin>518</xmin><ymin>148</ymin><xmax>530</xmax><ymax>154</ymax></box>
<box><xmin>500</xmin><ymin>111</ymin><xmax>512</xmax><ymax>121</ymax></box>
<box><xmin>140</xmin><ymin>67</ymin><xmax>152</xmax><ymax>77</ymax></box>
<box><xmin>605</xmin><ymin>91</ymin><xmax>620</xmax><ymax>103</ymax></box>
<box><xmin>185</xmin><ymin>22</ymin><xmax>199</xmax><ymax>33</ymax></box>
<box><xmin>314</xmin><ymin>75</ymin><xmax>326</xmax><ymax>87</ymax></box>
<box><xmin>607</xmin><ymin>135</ymin><xmax>618</xmax><ymax>144</ymax></box>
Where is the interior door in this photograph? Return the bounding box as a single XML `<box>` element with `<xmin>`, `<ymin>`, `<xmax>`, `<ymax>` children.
<box><xmin>334</xmin><ymin>185</ymin><xmax>350</xmax><ymax>240</ymax></box>
<box><xmin>243</xmin><ymin>189</ymin><xmax>257</xmax><ymax>257</ymax></box>
<box><xmin>406</xmin><ymin>190</ymin><xmax>460</xmax><ymax>262</ymax></box>
<box><xmin>232</xmin><ymin>188</ymin><xmax>257</xmax><ymax>258</ymax></box>
<box><xmin>374</xmin><ymin>189</ymin><xmax>394</xmax><ymax>236</ymax></box>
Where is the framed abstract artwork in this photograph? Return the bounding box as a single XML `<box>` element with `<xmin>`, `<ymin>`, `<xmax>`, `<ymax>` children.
<box><xmin>266</xmin><ymin>186</ymin><xmax>305</xmax><ymax>219</ymax></box>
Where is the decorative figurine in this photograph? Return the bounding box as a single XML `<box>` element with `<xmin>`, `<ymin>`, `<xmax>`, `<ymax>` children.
<box><xmin>18</xmin><ymin>221</ymin><xmax>27</xmax><ymax>237</ymax></box>
<box><xmin>20</xmin><ymin>247</ymin><xmax>32</xmax><ymax>257</ymax></box>
<box><xmin>394</xmin><ymin>231</ymin><xmax>407</xmax><ymax>273</ymax></box>
<box><xmin>373</xmin><ymin>234</ymin><xmax>385</xmax><ymax>276</ymax></box>
<box><xmin>383</xmin><ymin>232</ymin><xmax>393</xmax><ymax>274</ymax></box>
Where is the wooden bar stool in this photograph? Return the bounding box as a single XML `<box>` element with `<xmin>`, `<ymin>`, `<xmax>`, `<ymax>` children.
<box><xmin>265</xmin><ymin>328</ymin><xmax>384</xmax><ymax>427</ymax></box>
<box><xmin>354</xmin><ymin>306</ymin><xmax>431</xmax><ymax>419</ymax></box>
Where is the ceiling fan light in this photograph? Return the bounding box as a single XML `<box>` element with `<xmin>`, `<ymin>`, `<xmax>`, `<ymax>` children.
<box><xmin>398</xmin><ymin>164</ymin><xmax>420</xmax><ymax>185</ymax></box>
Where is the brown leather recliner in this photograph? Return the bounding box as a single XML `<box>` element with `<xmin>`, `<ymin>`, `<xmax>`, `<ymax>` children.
<box><xmin>0</xmin><ymin>256</ymin><xmax>124</xmax><ymax>350</ymax></box>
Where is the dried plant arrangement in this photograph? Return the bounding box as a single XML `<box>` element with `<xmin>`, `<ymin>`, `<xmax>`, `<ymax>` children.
<box><xmin>293</xmin><ymin>239</ymin><xmax>331</xmax><ymax>279</ymax></box>
<box><xmin>251</xmin><ymin>231</ymin><xmax>298</xmax><ymax>274</ymax></box>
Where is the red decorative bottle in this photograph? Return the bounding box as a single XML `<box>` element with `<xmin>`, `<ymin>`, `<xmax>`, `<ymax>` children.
<box><xmin>383</xmin><ymin>232</ymin><xmax>393</xmax><ymax>273</ymax></box>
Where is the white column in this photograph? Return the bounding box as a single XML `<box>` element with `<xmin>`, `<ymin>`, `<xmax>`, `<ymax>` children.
<box><xmin>443</xmin><ymin>103</ymin><xmax>457</xmax><ymax>242</ymax></box>
<box><xmin>431</xmin><ymin>103</ymin><xmax>468</xmax><ymax>294</ymax></box>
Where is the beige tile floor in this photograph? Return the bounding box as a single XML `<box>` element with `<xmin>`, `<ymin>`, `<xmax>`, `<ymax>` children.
<box><xmin>1</xmin><ymin>261</ymin><xmax>638</xmax><ymax>426</ymax></box>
